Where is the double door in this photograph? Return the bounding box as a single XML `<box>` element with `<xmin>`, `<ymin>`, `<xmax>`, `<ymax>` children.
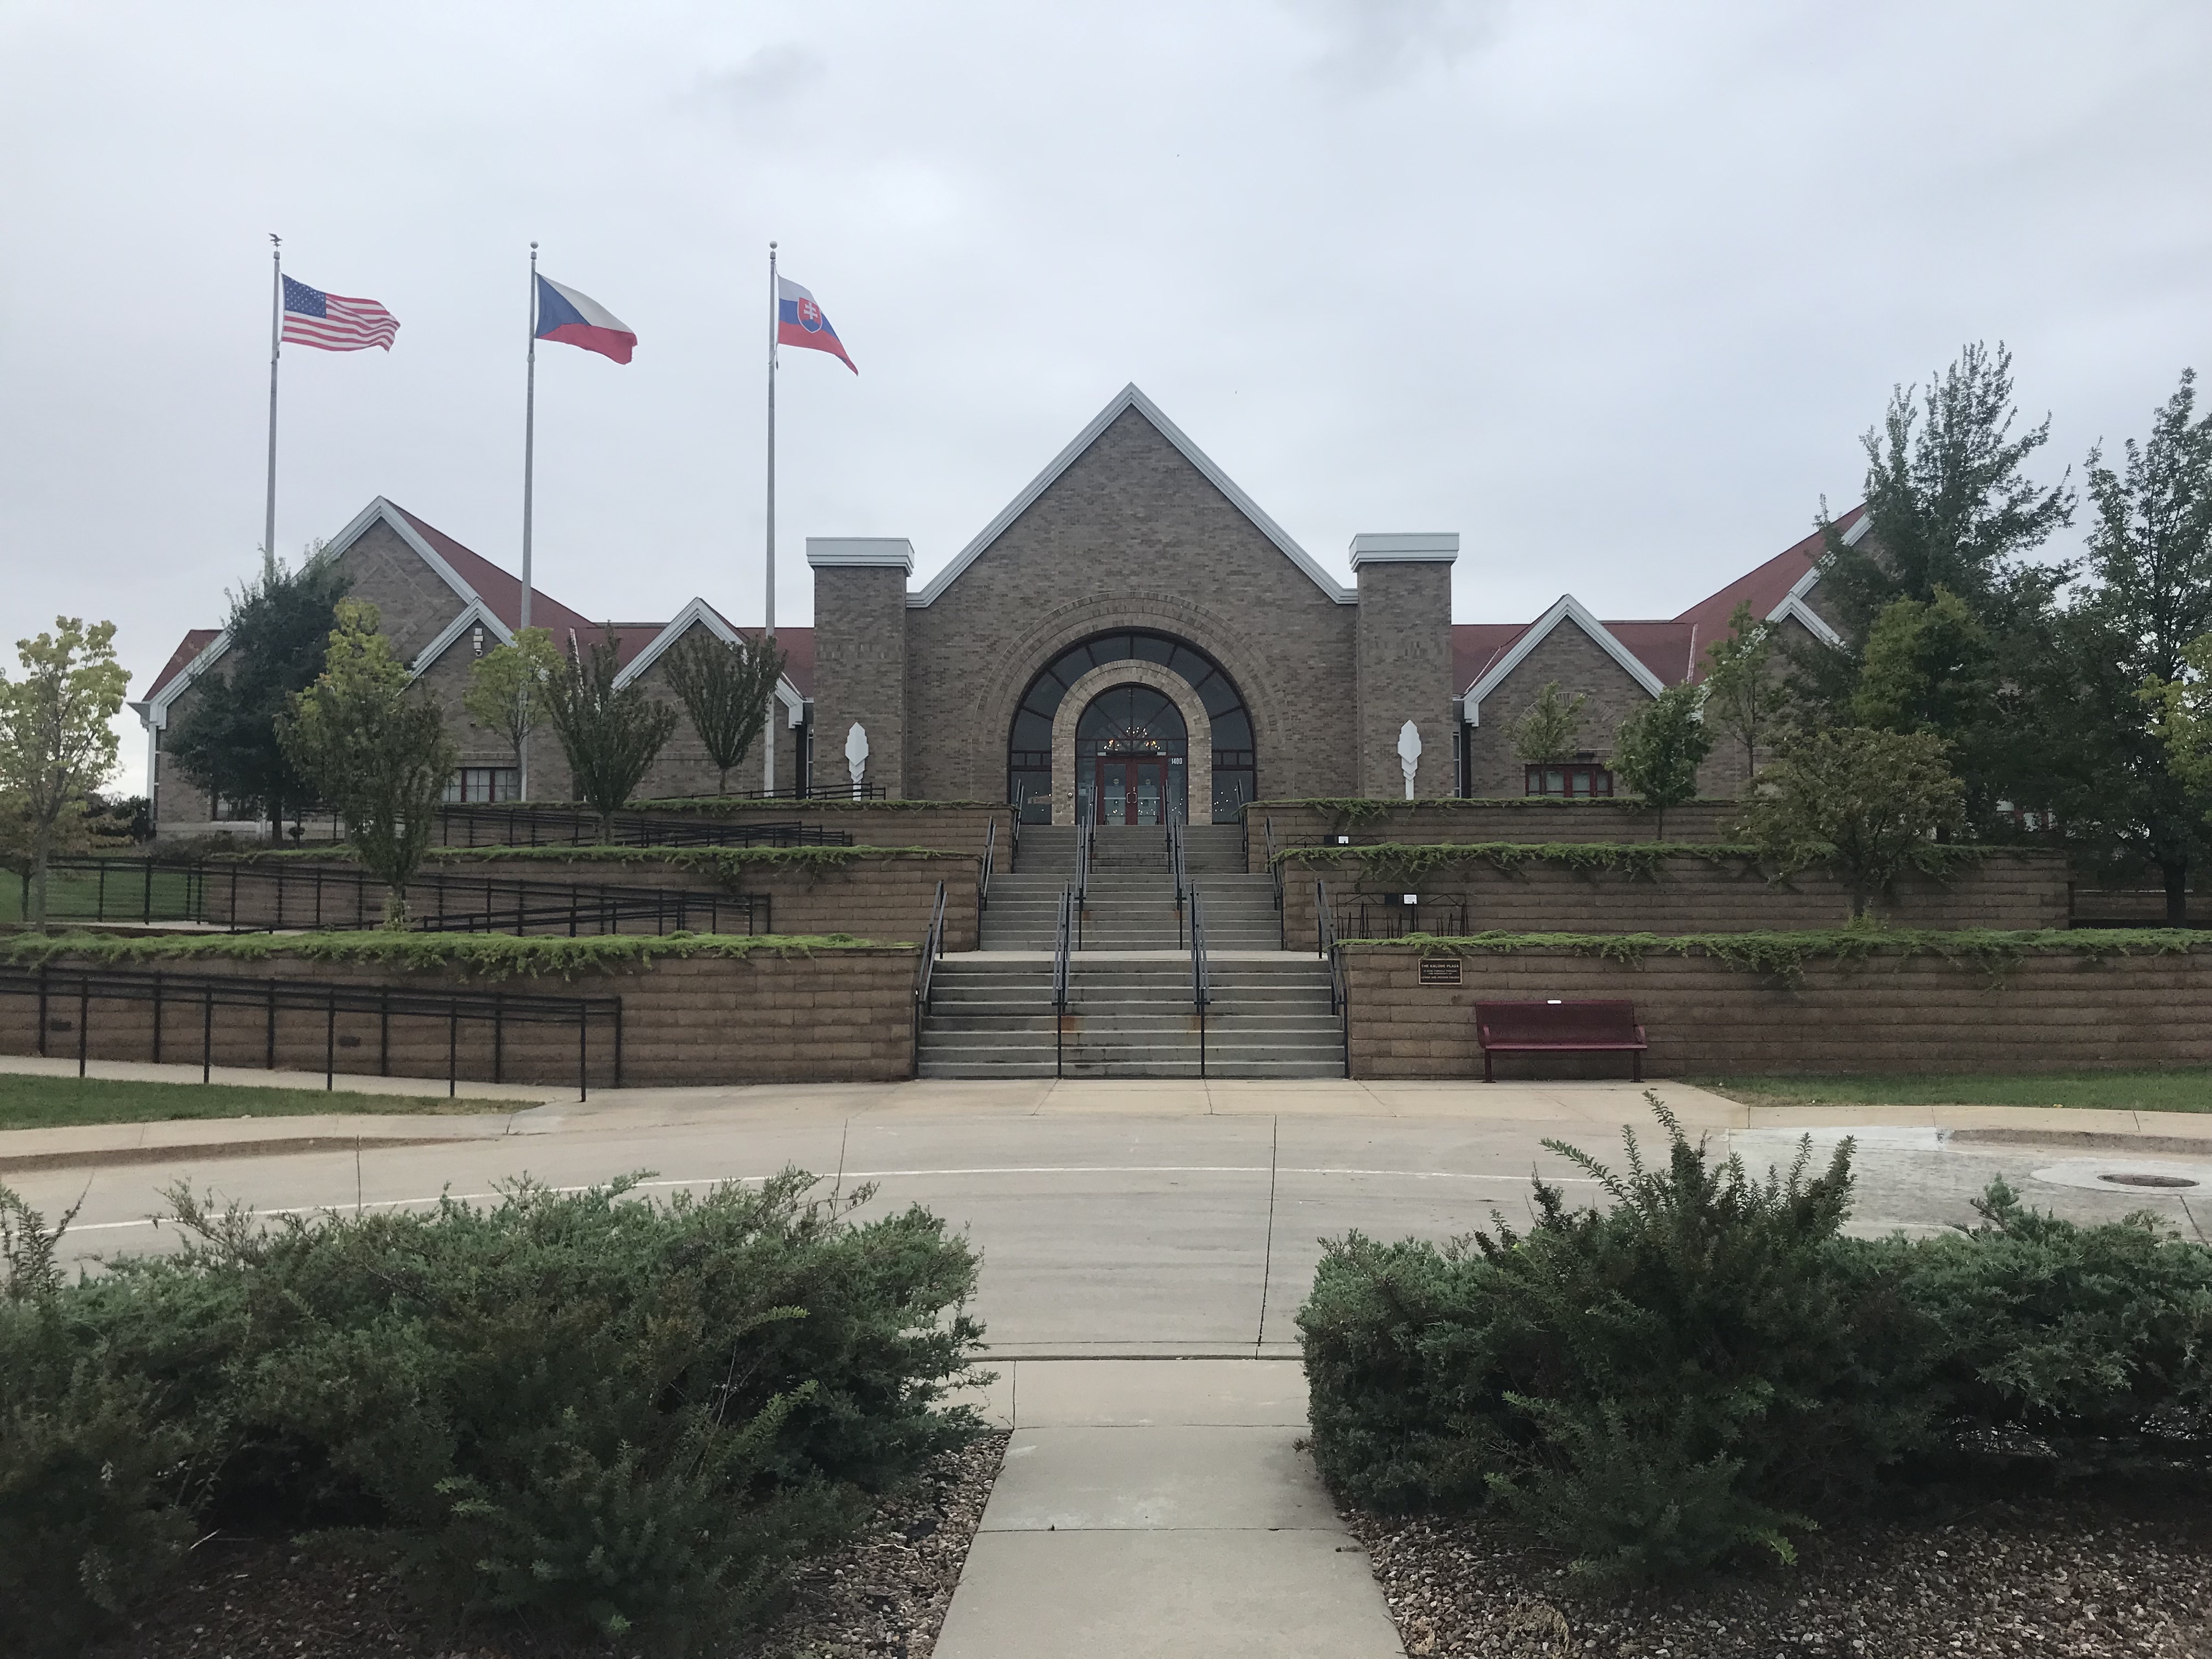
<box><xmin>1094</xmin><ymin>758</ymin><xmax>1168</xmax><ymax>826</ymax></box>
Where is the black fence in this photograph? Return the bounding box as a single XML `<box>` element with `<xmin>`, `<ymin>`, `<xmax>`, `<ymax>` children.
<box><xmin>30</xmin><ymin>857</ymin><xmax>770</xmax><ymax>938</ymax></box>
<box><xmin>1334</xmin><ymin>898</ymin><xmax>1469</xmax><ymax>940</ymax></box>
<box><xmin>2</xmin><ymin>963</ymin><xmax>622</xmax><ymax>1099</ymax></box>
<box><xmin>435</xmin><ymin>804</ymin><xmax>852</xmax><ymax>849</ymax></box>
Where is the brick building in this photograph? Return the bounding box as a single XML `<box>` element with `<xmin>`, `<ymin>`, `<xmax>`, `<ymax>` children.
<box><xmin>134</xmin><ymin>383</ymin><xmax>1860</xmax><ymax>834</ymax></box>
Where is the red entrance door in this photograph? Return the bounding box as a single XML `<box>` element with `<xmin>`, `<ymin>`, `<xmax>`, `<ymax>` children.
<box><xmin>1094</xmin><ymin>758</ymin><xmax>1167</xmax><ymax>825</ymax></box>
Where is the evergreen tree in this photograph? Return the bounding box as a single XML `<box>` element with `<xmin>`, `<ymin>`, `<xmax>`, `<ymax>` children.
<box><xmin>278</xmin><ymin>601</ymin><xmax>458</xmax><ymax>928</ymax></box>
<box><xmin>1610</xmin><ymin>684</ymin><xmax>1713</xmax><ymax>839</ymax></box>
<box><xmin>663</xmin><ymin>628</ymin><xmax>786</xmax><ymax>795</ymax></box>
<box><xmin>166</xmin><ymin>548</ymin><xmax>351</xmax><ymax>836</ymax></box>
<box><xmin>2062</xmin><ymin>370</ymin><xmax>2212</xmax><ymax>921</ymax></box>
<box><xmin>544</xmin><ymin>629</ymin><xmax>678</xmax><ymax>837</ymax></box>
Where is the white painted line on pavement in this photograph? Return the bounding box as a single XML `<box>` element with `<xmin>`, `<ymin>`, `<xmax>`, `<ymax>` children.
<box><xmin>60</xmin><ymin>1164</ymin><xmax>1602</xmax><ymax>1232</ymax></box>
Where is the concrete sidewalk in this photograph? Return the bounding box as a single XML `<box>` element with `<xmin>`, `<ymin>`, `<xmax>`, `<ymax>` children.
<box><xmin>939</xmin><ymin>1359</ymin><xmax>1401</xmax><ymax>1659</ymax></box>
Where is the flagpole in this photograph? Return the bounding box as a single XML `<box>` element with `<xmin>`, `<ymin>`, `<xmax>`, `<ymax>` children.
<box><xmin>763</xmin><ymin>240</ymin><xmax>778</xmax><ymax>795</ymax></box>
<box><xmin>519</xmin><ymin>241</ymin><xmax>539</xmax><ymax>800</ymax></box>
<box><xmin>263</xmin><ymin>234</ymin><xmax>281</xmax><ymax>564</ymax></box>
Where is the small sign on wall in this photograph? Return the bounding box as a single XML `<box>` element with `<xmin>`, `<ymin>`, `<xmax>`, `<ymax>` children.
<box><xmin>1418</xmin><ymin>956</ymin><xmax>1461</xmax><ymax>986</ymax></box>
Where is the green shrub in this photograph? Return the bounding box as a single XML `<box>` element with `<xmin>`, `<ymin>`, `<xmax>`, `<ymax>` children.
<box><xmin>1300</xmin><ymin>1102</ymin><xmax>1938</xmax><ymax>1583</ymax></box>
<box><xmin>1300</xmin><ymin>1101</ymin><xmax>2212</xmax><ymax>1587</ymax></box>
<box><xmin>1897</xmin><ymin>1179</ymin><xmax>2212</xmax><ymax>1446</ymax></box>
<box><xmin>0</xmin><ymin>1171</ymin><xmax>985</xmax><ymax>1653</ymax></box>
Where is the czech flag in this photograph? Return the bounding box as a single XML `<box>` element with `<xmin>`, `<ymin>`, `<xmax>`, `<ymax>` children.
<box><xmin>534</xmin><ymin>274</ymin><xmax>637</xmax><ymax>364</ymax></box>
<box><xmin>777</xmin><ymin>275</ymin><xmax>856</xmax><ymax>373</ymax></box>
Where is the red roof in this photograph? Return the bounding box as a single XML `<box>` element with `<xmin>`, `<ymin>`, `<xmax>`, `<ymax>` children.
<box><xmin>1452</xmin><ymin>623</ymin><xmax>1529</xmax><ymax>696</ymax></box>
<box><xmin>141</xmin><ymin>628</ymin><xmax>221</xmax><ymax>703</ymax></box>
<box><xmin>1607</xmin><ymin>620</ymin><xmax>1699</xmax><ymax>686</ymax></box>
<box><xmin>1671</xmin><ymin>504</ymin><xmax>1863</xmax><ymax>679</ymax></box>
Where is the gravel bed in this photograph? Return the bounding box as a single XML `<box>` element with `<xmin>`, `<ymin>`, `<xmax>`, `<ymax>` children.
<box><xmin>1348</xmin><ymin>1494</ymin><xmax>2212</xmax><ymax>1658</ymax></box>
<box><xmin>86</xmin><ymin>1432</ymin><xmax>1007</xmax><ymax>1659</ymax></box>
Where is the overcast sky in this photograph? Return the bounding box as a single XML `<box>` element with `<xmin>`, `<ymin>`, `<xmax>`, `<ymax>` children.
<box><xmin>3</xmin><ymin>0</ymin><xmax>2208</xmax><ymax>788</ymax></box>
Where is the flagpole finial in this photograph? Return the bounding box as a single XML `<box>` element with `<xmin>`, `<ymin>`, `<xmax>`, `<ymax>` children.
<box><xmin>269</xmin><ymin>233</ymin><xmax>280</xmax><ymax>247</ymax></box>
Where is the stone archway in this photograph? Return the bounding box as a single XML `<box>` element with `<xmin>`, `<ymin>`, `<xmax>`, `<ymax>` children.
<box><xmin>1048</xmin><ymin>661</ymin><xmax>1212</xmax><ymax>825</ymax></box>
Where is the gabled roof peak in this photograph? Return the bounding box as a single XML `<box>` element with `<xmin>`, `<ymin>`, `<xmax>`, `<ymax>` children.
<box><xmin>905</xmin><ymin>383</ymin><xmax>1356</xmax><ymax>608</ymax></box>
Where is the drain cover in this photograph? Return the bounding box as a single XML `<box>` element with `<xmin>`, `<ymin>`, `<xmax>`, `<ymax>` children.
<box><xmin>2099</xmin><ymin>1171</ymin><xmax>2200</xmax><ymax>1189</ymax></box>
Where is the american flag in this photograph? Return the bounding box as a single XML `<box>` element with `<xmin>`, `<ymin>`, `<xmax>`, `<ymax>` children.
<box><xmin>281</xmin><ymin>275</ymin><xmax>400</xmax><ymax>352</ymax></box>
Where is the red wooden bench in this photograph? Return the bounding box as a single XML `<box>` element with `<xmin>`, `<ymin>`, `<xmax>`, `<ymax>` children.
<box><xmin>1475</xmin><ymin>999</ymin><xmax>1648</xmax><ymax>1082</ymax></box>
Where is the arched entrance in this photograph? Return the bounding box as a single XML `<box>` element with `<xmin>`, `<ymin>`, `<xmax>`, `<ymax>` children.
<box><xmin>1006</xmin><ymin>630</ymin><xmax>1257</xmax><ymax>823</ymax></box>
<box><xmin>1078</xmin><ymin>684</ymin><xmax>1186</xmax><ymax>825</ymax></box>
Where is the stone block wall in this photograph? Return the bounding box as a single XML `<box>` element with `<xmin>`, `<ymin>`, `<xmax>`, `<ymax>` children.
<box><xmin>1</xmin><ymin>947</ymin><xmax>918</xmax><ymax>1087</ymax></box>
<box><xmin>202</xmin><ymin>852</ymin><xmax>982</xmax><ymax>950</ymax></box>
<box><xmin>1355</xmin><ymin>558</ymin><xmax>1456</xmax><ymax>799</ymax></box>
<box><xmin>617</xmin><ymin>802</ymin><xmax>1012</xmax><ymax>857</ymax></box>
<box><xmin>1278</xmin><ymin>850</ymin><xmax>2071</xmax><ymax>942</ymax></box>
<box><xmin>1340</xmin><ymin>943</ymin><xmax>2212</xmax><ymax>1079</ymax></box>
<box><xmin>1246</xmin><ymin>800</ymin><xmax>1745</xmax><ymax>868</ymax></box>
<box><xmin>811</xmin><ymin>565</ymin><xmax>910</xmax><ymax>798</ymax></box>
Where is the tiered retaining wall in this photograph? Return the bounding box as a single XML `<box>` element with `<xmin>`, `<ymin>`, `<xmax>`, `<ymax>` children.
<box><xmin>1277</xmin><ymin>849</ymin><xmax>2071</xmax><ymax>943</ymax></box>
<box><xmin>1339</xmin><ymin>940</ymin><xmax>2212</xmax><ymax>1079</ymax></box>
<box><xmin>1244</xmin><ymin>800</ymin><xmax>1742</xmax><ymax>868</ymax></box>
<box><xmin>206</xmin><ymin>851</ymin><xmax>983</xmax><ymax>950</ymax></box>
<box><xmin>0</xmin><ymin>943</ymin><xmax>919</xmax><ymax>1086</ymax></box>
<box><xmin>590</xmin><ymin>800</ymin><xmax>1013</xmax><ymax>857</ymax></box>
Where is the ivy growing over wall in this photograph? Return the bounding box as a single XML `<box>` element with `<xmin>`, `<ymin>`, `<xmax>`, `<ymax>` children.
<box><xmin>1346</xmin><ymin>926</ymin><xmax>2202</xmax><ymax>982</ymax></box>
<box><xmin>0</xmin><ymin>928</ymin><xmax>898</xmax><ymax>980</ymax></box>
<box><xmin>1278</xmin><ymin>840</ymin><xmax>2006</xmax><ymax>889</ymax></box>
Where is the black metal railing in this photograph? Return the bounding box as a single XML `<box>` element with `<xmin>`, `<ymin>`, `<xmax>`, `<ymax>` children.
<box><xmin>1335</xmin><ymin>899</ymin><xmax>1467</xmax><ymax>941</ymax></box>
<box><xmin>979</xmin><ymin>820</ymin><xmax>997</xmax><ymax>912</ymax></box>
<box><xmin>1169</xmin><ymin>819</ymin><xmax>1189</xmax><ymax>949</ymax></box>
<box><xmin>1052</xmin><ymin>885</ymin><xmax>1075</xmax><ymax>1080</ymax></box>
<box><xmin>437</xmin><ymin>805</ymin><xmax>851</xmax><ymax>850</ymax></box>
<box><xmin>716</xmin><ymin>782</ymin><xmax>887</xmax><ymax>802</ymax></box>
<box><xmin>1073</xmin><ymin>818</ymin><xmax>1092</xmax><ymax>948</ymax></box>
<box><xmin>1189</xmin><ymin>883</ymin><xmax>1211</xmax><ymax>1080</ymax></box>
<box><xmin>916</xmin><ymin>880</ymin><xmax>949</xmax><ymax>1014</ymax></box>
<box><xmin>33</xmin><ymin>857</ymin><xmax>770</xmax><ymax>938</ymax></box>
<box><xmin>1316</xmin><ymin>878</ymin><xmax>1346</xmax><ymax>1016</ymax></box>
<box><xmin>3</xmin><ymin>963</ymin><xmax>621</xmax><ymax>1100</ymax></box>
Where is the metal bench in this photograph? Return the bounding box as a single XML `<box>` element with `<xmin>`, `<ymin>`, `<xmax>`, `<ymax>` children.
<box><xmin>1475</xmin><ymin>998</ymin><xmax>1648</xmax><ymax>1082</ymax></box>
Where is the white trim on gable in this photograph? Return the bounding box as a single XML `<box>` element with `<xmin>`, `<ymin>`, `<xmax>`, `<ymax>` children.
<box><xmin>139</xmin><ymin>497</ymin><xmax>492</xmax><ymax>731</ymax></box>
<box><xmin>1462</xmin><ymin>595</ymin><xmax>1668</xmax><ymax>725</ymax></box>
<box><xmin>1767</xmin><ymin>565</ymin><xmax>1844</xmax><ymax>648</ymax></box>
<box><xmin>613</xmin><ymin>599</ymin><xmax>806</xmax><ymax>726</ymax></box>
<box><xmin>906</xmin><ymin>383</ymin><xmax>1356</xmax><ymax>608</ymax></box>
<box><xmin>409</xmin><ymin>598</ymin><xmax>515</xmax><ymax>676</ymax></box>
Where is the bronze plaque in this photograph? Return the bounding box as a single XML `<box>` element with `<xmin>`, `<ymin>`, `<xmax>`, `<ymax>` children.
<box><xmin>1418</xmin><ymin>956</ymin><xmax>1461</xmax><ymax>986</ymax></box>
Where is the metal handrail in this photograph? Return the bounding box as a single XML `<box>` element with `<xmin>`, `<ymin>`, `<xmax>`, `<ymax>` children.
<box><xmin>5</xmin><ymin>962</ymin><xmax>620</xmax><ymax>1099</ymax></box>
<box><xmin>1263</xmin><ymin>816</ymin><xmax>1282</xmax><ymax>910</ymax></box>
<box><xmin>1317</xmin><ymin>878</ymin><xmax>1346</xmax><ymax>1015</ymax></box>
<box><xmin>1052</xmin><ymin>884</ymin><xmax>1075</xmax><ymax>1080</ymax></box>
<box><xmin>35</xmin><ymin>857</ymin><xmax>771</xmax><ymax>938</ymax></box>
<box><xmin>1189</xmin><ymin>884</ymin><xmax>1211</xmax><ymax>1079</ymax></box>
<box><xmin>979</xmin><ymin>820</ymin><xmax>997</xmax><ymax>912</ymax></box>
<box><xmin>1073</xmin><ymin>816</ymin><xmax>1092</xmax><ymax>931</ymax></box>
<box><xmin>1169</xmin><ymin>819</ymin><xmax>1189</xmax><ymax>949</ymax></box>
<box><xmin>916</xmin><ymin>879</ymin><xmax>949</xmax><ymax>1013</ymax></box>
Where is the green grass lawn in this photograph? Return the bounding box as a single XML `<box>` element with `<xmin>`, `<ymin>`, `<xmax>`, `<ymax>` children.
<box><xmin>0</xmin><ymin>1073</ymin><xmax>512</xmax><ymax>1131</ymax></box>
<box><xmin>1695</xmin><ymin>1069</ymin><xmax>2212</xmax><ymax>1114</ymax></box>
<box><xmin>1</xmin><ymin>864</ymin><xmax>200</xmax><ymax>926</ymax></box>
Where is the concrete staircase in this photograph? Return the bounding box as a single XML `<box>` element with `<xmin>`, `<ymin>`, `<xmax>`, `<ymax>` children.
<box><xmin>916</xmin><ymin>955</ymin><xmax>1346</xmax><ymax>1080</ymax></box>
<box><xmin>922</xmin><ymin>820</ymin><xmax>1344</xmax><ymax>1080</ymax></box>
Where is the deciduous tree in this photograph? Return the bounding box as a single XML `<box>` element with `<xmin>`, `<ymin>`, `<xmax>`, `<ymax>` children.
<box><xmin>544</xmin><ymin>629</ymin><xmax>678</xmax><ymax>838</ymax></box>
<box><xmin>1610</xmin><ymin>684</ymin><xmax>1713</xmax><ymax>839</ymax></box>
<box><xmin>1736</xmin><ymin>727</ymin><xmax>1964</xmax><ymax>921</ymax></box>
<box><xmin>277</xmin><ymin>602</ymin><xmax>458</xmax><ymax>928</ymax></box>
<box><xmin>0</xmin><ymin>618</ymin><xmax>129</xmax><ymax>928</ymax></box>
<box><xmin>1700</xmin><ymin>603</ymin><xmax>1790</xmax><ymax>783</ymax></box>
<box><xmin>462</xmin><ymin>627</ymin><xmax>561</xmax><ymax>799</ymax></box>
<box><xmin>663</xmin><ymin>628</ymin><xmax>786</xmax><ymax>794</ymax></box>
<box><xmin>1509</xmin><ymin>682</ymin><xmax>1588</xmax><ymax>765</ymax></box>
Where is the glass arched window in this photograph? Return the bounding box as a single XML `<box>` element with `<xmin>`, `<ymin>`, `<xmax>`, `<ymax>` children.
<box><xmin>1007</xmin><ymin>630</ymin><xmax>1256</xmax><ymax>822</ymax></box>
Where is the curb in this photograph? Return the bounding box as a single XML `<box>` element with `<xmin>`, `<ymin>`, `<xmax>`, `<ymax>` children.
<box><xmin>0</xmin><ymin>1132</ymin><xmax>488</xmax><ymax>1173</ymax></box>
<box><xmin>1949</xmin><ymin>1127</ymin><xmax>2212</xmax><ymax>1158</ymax></box>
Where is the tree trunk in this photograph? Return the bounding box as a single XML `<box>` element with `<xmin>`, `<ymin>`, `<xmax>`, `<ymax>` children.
<box><xmin>26</xmin><ymin>847</ymin><xmax>48</xmax><ymax>929</ymax></box>
<box><xmin>381</xmin><ymin>887</ymin><xmax>412</xmax><ymax>930</ymax></box>
<box><xmin>2165</xmin><ymin>860</ymin><xmax>2190</xmax><ymax>928</ymax></box>
<box><xmin>717</xmin><ymin>765</ymin><xmax>729</xmax><ymax>795</ymax></box>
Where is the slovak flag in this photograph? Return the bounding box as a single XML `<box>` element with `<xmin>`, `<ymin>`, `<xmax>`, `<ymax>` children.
<box><xmin>534</xmin><ymin>273</ymin><xmax>637</xmax><ymax>364</ymax></box>
<box><xmin>777</xmin><ymin>276</ymin><xmax>856</xmax><ymax>373</ymax></box>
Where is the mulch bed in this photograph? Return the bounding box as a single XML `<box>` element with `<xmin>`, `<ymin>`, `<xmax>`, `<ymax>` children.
<box><xmin>86</xmin><ymin>1434</ymin><xmax>1008</xmax><ymax>1659</ymax></box>
<box><xmin>1348</xmin><ymin>1492</ymin><xmax>2212</xmax><ymax>1658</ymax></box>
